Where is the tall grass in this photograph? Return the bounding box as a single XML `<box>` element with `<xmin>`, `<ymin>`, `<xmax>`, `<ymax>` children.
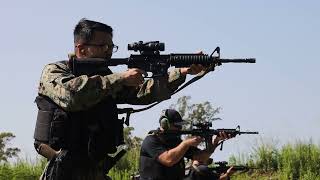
<box><xmin>0</xmin><ymin>158</ymin><xmax>134</xmax><ymax>180</ymax></box>
<box><xmin>1</xmin><ymin>140</ymin><xmax>319</xmax><ymax>180</ymax></box>
<box><xmin>0</xmin><ymin>158</ymin><xmax>46</xmax><ymax>180</ymax></box>
<box><xmin>230</xmin><ymin>139</ymin><xmax>320</xmax><ymax>180</ymax></box>
<box><xmin>109</xmin><ymin>148</ymin><xmax>140</xmax><ymax>180</ymax></box>
<box><xmin>0</xmin><ymin>149</ymin><xmax>139</xmax><ymax>180</ymax></box>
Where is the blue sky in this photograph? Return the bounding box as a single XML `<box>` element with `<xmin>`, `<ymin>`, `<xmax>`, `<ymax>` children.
<box><xmin>1</xmin><ymin>0</ymin><xmax>319</xmax><ymax>161</ymax></box>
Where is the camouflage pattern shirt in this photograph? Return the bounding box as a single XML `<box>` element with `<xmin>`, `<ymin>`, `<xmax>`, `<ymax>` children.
<box><xmin>38</xmin><ymin>60</ymin><xmax>186</xmax><ymax>112</ymax></box>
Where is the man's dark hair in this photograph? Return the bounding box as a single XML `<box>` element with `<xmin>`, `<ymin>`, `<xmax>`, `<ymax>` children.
<box><xmin>73</xmin><ymin>18</ymin><xmax>113</xmax><ymax>44</ymax></box>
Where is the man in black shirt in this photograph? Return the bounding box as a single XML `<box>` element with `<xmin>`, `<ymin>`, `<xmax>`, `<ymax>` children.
<box><xmin>139</xmin><ymin>109</ymin><xmax>231</xmax><ymax>180</ymax></box>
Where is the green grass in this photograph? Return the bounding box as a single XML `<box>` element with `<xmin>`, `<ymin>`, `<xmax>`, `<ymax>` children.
<box><xmin>1</xmin><ymin>140</ymin><xmax>319</xmax><ymax>180</ymax></box>
<box><xmin>230</xmin><ymin>139</ymin><xmax>320</xmax><ymax>180</ymax></box>
<box><xmin>0</xmin><ymin>158</ymin><xmax>46</xmax><ymax>180</ymax></box>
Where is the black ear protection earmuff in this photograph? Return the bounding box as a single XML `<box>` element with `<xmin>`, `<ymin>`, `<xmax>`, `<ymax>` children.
<box><xmin>159</xmin><ymin>109</ymin><xmax>170</xmax><ymax>130</ymax></box>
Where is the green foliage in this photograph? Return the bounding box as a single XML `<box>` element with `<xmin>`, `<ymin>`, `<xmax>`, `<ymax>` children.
<box><xmin>277</xmin><ymin>140</ymin><xmax>320</xmax><ymax>179</ymax></box>
<box><xmin>108</xmin><ymin>169</ymin><xmax>132</xmax><ymax>180</ymax></box>
<box><xmin>170</xmin><ymin>96</ymin><xmax>221</xmax><ymax>125</ymax></box>
<box><xmin>108</xmin><ymin>127</ymin><xmax>141</xmax><ymax>179</ymax></box>
<box><xmin>251</xmin><ymin>138</ymin><xmax>279</xmax><ymax>172</ymax></box>
<box><xmin>230</xmin><ymin>172</ymin><xmax>280</xmax><ymax>180</ymax></box>
<box><xmin>123</xmin><ymin>127</ymin><xmax>142</xmax><ymax>149</ymax></box>
<box><xmin>0</xmin><ymin>132</ymin><xmax>20</xmax><ymax>162</ymax></box>
<box><xmin>1</xmin><ymin>140</ymin><xmax>320</xmax><ymax>180</ymax></box>
<box><xmin>0</xmin><ymin>158</ymin><xmax>46</xmax><ymax>180</ymax></box>
<box><xmin>230</xmin><ymin>139</ymin><xmax>320</xmax><ymax>180</ymax></box>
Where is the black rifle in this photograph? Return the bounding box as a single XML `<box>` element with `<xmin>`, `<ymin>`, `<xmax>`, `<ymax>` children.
<box><xmin>70</xmin><ymin>41</ymin><xmax>256</xmax><ymax>126</ymax></box>
<box><xmin>210</xmin><ymin>161</ymin><xmax>257</xmax><ymax>174</ymax></box>
<box><xmin>70</xmin><ymin>41</ymin><xmax>256</xmax><ymax>77</ymax></box>
<box><xmin>157</xmin><ymin>122</ymin><xmax>258</xmax><ymax>149</ymax></box>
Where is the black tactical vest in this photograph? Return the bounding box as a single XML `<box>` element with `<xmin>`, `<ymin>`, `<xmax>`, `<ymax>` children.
<box><xmin>34</xmin><ymin>61</ymin><xmax>123</xmax><ymax>163</ymax></box>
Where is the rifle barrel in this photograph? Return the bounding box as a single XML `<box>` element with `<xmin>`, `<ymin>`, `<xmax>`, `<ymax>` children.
<box><xmin>219</xmin><ymin>58</ymin><xmax>256</xmax><ymax>63</ymax></box>
<box><xmin>239</xmin><ymin>131</ymin><xmax>259</xmax><ymax>134</ymax></box>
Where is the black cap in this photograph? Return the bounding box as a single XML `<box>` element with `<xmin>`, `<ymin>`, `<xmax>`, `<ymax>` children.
<box><xmin>166</xmin><ymin>109</ymin><xmax>183</xmax><ymax>123</ymax></box>
<box><xmin>161</xmin><ymin>109</ymin><xmax>184</xmax><ymax>125</ymax></box>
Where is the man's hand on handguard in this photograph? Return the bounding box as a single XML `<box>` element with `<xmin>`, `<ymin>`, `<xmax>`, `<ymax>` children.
<box><xmin>180</xmin><ymin>51</ymin><xmax>208</xmax><ymax>75</ymax></box>
<box><xmin>183</xmin><ymin>136</ymin><xmax>203</xmax><ymax>147</ymax></box>
<box><xmin>180</xmin><ymin>64</ymin><xmax>206</xmax><ymax>76</ymax></box>
<box><xmin>212</xmin><ymin>131</ymin><xmax>233</xmax><ymax>147</ymax></box>
<box><xmin>120</xmin><ymin>68</ymin><xmax>145</xmax><ymax>87</ymax></box>
<box><xmin>220</xmin><ymin>166</ymin><xmax>234</xmax><ymax>180</ymax></box>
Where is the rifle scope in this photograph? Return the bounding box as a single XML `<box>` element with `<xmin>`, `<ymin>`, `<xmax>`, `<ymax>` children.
<box><xmin>128</xmin><ymin>41</ymin><xmax>165</xmax><ymax>52</ymax></box>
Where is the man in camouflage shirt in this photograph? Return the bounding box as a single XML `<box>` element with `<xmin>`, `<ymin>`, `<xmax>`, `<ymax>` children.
<box><xmin>36</xmin><ymin>18</ymin><xmax>206</xmax><ymax>180</ymax></box>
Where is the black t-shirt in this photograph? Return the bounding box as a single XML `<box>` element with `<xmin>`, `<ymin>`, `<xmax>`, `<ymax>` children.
<box><xmin>139</xmin><ymin>134</ymin><xmax>198</xmax><ymax>180</ymax></box>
